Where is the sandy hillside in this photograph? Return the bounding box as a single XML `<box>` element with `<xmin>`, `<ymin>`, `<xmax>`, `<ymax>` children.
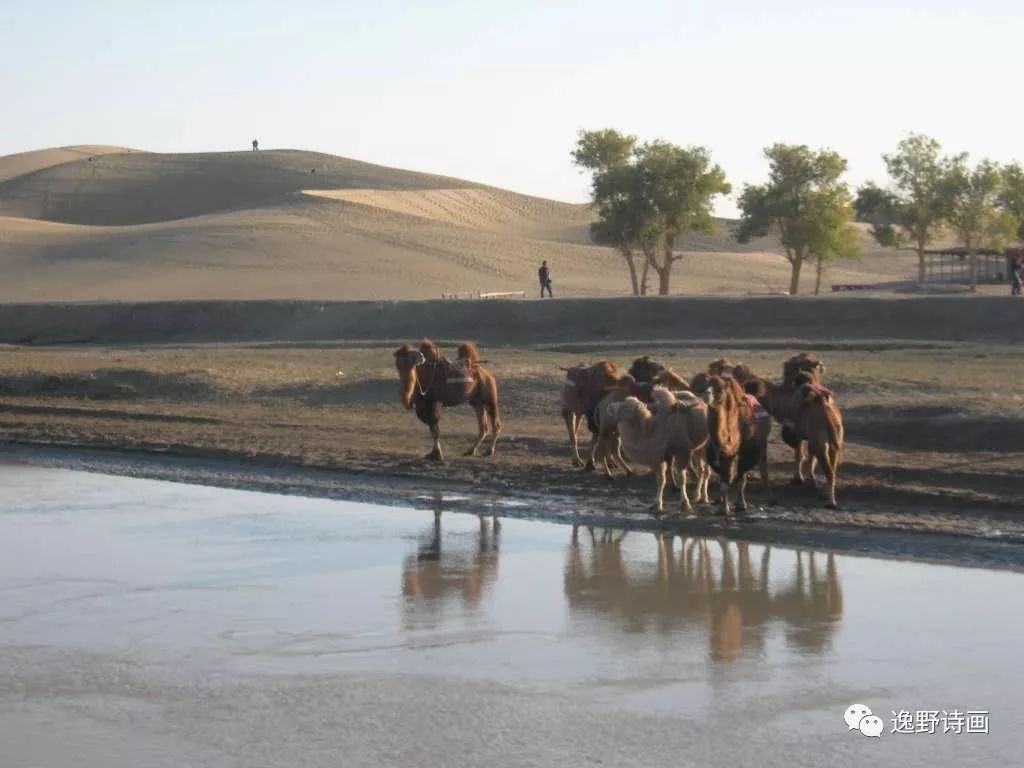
<box><xmin>0</xmin><ymin>146</ymin><xmax>917</xmax><ymax>302</ymax></box>
<box><xmin>0</xmin><ymin>145</ymin><xmax>139</xmax><ymax>183</ymax></box>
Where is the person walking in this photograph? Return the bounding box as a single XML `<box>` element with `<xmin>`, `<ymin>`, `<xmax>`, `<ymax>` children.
<box><xmin>1011</xmin><ymin>254</ymin><xmax>1022</xmax><ymax>296</ymax></box>
<box><xmin>538</xmin><ymin>260</ymin><xmax>553</xmax><ymax>298</ymax></box>
<box><xmin>252</xmin><ymin>139</ymin><xmax>259</xmax><ymax>151</ymax></box>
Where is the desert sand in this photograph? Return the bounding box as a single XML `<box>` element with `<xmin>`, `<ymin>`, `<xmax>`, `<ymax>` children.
<box><xmin>0</xmin><ymin>146</ymin><xmax>920</xmax><ymax>302</ymax></box>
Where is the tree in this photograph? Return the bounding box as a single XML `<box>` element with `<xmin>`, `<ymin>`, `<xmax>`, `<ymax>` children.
<box><xmin>572</xmin><ymin>130</ymin><xmax>645</xmax><ymax>295</ymax></box>
<box><xmin>811</xmin><ymin>193</ymin><xmax>861</xmax><ymax>294</ymax></box>
<box><xmin>946</xmin><ymin>158</ymin><xmax>1014</xmax><ymax>291</ymax></box>
<box><xmin>858</xmin><ymin>135</ymin><xmax>958</xmax><ymax>284</ymax></box>
<box><xmin>572</xmin><ymin>129</ymin><xmax>730</xmax><ymax>296</ymax></box>
<box><xmin>634</xmin><ymin>141</ymin><xmax>731</xmax><ymax>295</ymax></box>
<box><xmin>853</xmin><ymin>182</ymin><xmax>901</xmax><ymax>248</ymax></box>
<box><xmin>737</xmin><ymin>144</ymin><xmax>857</xmax><ymax>296</ymax></box>
<box><xmin>998</xmin><ymin>162</ymin><xmax>1024</xmax><ymax>242</ymax></box>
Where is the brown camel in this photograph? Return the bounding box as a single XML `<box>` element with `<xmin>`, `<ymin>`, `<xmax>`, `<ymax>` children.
<box><xmin>394</xmin><ymin>339</ymin><xmax>501</xmax><ymax>461</ymax></box>
<box><xmin>742</xmin><ymin>353</ymin><xmax>831</xmax><ymax>486</ymax></box>
<box><xmin>607</xmin><ymin>386</ymin><xmax>709</xmax><ymax>513</ymax></box>
<box><xmin>560</xmin><ymin>361</ymin><xmax>619</xmax><ymax>467</ymax></box>
<box><xmin>696</xmin><ymin>374</ymin><xmax>774</xmax><ymax>517</ymax></box>
<box><xmin>791</xmin><ymin>370</ymin><xmax>845</xmax><ymax>508</ymax></box>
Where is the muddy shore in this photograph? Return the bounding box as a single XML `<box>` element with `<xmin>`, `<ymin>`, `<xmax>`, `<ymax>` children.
<box><xmin>1</xmin><ymin>337</ymin><xmax>1021</xmax><ymax>570</ymax></box>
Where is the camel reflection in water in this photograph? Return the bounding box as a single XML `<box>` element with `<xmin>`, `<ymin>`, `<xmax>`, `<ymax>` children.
<box><xmin>401</xmin><ymin>510</ymin><xmax>501</xmax><ymax>629</ymax></box>
<box><xmin>563</xmin><ymin>526</ymin><xmax>843</xmax><ymax>661</ymax></box>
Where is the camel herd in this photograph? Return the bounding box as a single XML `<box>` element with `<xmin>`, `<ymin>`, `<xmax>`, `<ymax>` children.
<box><xmin>561</xmin><ymin>352</ymin><xmax>844</xmax><ymax>515</ymax></box>
<box><xmin>394</xmin><ymin>341</ymin><xmax>844</xmax><ymax>516</ymax></box>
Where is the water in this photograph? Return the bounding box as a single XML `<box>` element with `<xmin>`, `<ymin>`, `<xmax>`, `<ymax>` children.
<box><xmin>0</xmin><ymin>464</ymin><xmax>1020</xmax><ymax>767</ymax></box>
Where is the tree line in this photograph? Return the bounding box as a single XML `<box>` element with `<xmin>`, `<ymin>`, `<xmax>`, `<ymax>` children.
<box><xmin>573</xmin><ymin>130</ymin><xmax>1024</xmax><ymax>295</ymax></box>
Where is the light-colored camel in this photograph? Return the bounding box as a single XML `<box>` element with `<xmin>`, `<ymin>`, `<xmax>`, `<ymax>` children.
<box><xmin>607</xmin><ymin>386</ymin><xmax>709</xmax><ymax>514</ymax></box>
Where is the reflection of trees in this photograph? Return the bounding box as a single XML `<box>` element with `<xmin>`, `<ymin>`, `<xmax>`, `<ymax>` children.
<box><xmin>401</xmin><ymin>511</ymin><xmax>501</xmax><ymax>629</ymax></box>
<box><xmin>563</xmin><ymin>527</ymin><xmax>843</xmax><ymax>661</ymax></box>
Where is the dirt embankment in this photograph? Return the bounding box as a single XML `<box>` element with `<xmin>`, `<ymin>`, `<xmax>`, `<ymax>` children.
<box><xmin>0</xmin><ymin>295</ymin><xmax>1021</xmax><ymax>346</ymax></box>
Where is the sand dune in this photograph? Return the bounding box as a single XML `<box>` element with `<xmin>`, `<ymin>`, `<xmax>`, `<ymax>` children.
<box><xmin>0</xmin><ymin>146</ymin><xmax>917</xmax><ymax>302</ymax></box>
<box><xmin>0</xmin><ymin>145</ymin><xmax>137</xmax><ymax>183</ymax></box>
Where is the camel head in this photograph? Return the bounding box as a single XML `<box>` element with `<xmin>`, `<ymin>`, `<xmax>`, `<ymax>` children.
<box><xmin>394</xmin><ymin>344</ymin><xmax>426</xmax><ymax>409</ymax></box>
<box><xmin>731</xmin><ymin>363</ymin><xmax>758</xmax><ymax>384</ymax></box>
<box><xmin>699</xmin><ymin>374</ymin><xmax>728</xmax><ymax>408</ymax></box>
<box><xmin>708</xmin><ymin>357</ymin><xmax>735</xmax><ymax>377</ymax></box>
<box><xmin>628</xmin><ymin>355</ymin><xmax>667</xmax><ymax>384</ymax></box>
<box><xmin>653</xmin><ymin>367</ymin><xmax>691</xmax><ymax>392</ymax></box>
<box><xmin>784</xmin><ymin>352</ymin><xmax>826</xmax><ymax>388</ymax></box>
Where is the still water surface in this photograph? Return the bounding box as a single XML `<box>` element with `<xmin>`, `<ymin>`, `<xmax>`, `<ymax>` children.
<box><xmin>0</xmin><ymin>465</ymin><xmax>1020</xmax><ymax>767</ymax></box>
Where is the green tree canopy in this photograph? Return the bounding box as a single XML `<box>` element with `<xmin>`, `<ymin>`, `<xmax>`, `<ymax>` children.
<box><xmin>946</xmin><ymin>157</ymin><xmax>1013</xmax><ymax>290</ymax></box>
<box><xmin>857</xmin><ymin>134</ymin><xmax>959</xmax><ymax>283</ymax></box>
<box><xmin>737</xmin><ymin>144</ymin><xmax>857</xmax><ymax>295</ymax></box>
<box><xmin>572</xmin><ymin>129</ymin><xmax>730</xmax><ymax>296</ymax></box>
<box><xmin>998</xmin><ymin>162</ymin><xmax>1024</xmax><ymax>242</ymax></box>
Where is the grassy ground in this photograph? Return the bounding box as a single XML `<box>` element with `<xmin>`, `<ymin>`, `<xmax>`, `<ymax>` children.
<box><xmin>1</xmin><ymin>340</ymin><xmax>1021</xmax><ymax>540</ymax></box>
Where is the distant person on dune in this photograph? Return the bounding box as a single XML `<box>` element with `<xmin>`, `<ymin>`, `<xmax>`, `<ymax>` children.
<box><xmin>252</xmin><ymin>139</ymin><xmax>258</xmax><ymax>151</ymax></box>
<box><xmin>538</xmin><ymin>260</ymin><xmax>553</xmax><ymax>298</ymax></box>
<box><xmin>1011</xmin><ymin>254</ymin><xmax>1022</xmax><ymax>296</ymax></box>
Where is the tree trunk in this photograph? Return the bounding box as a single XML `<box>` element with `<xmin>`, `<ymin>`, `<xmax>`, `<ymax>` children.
<box><xmin>640</xmin><ymin>253</ymin><xmax>651</xmax><ymax>296</ymax></box>
<box><xmin>658</xmin><ymin>241</ymin><xmax>675</xmax><ymax>296</ymax></box>
<box><xmin>788</xmin><ymin>253</ymin><xmax>803</xmax><ymax>296</ymax></box>
<box><xmin>814</xmin><ymin>256</ymin><xmax>824</xmax><ymax>295</ymax></box>
<box><xmin>621</xmin><ymin>246</ymin><xmax>640</xmax><ymax>296</ymax></box>
<box><xmin>969</xmin><ymin>247</ymin><xmax>978</xmax><ymax>292</ymax></box>
<box><xmin>916</xmin><ymin>244</ymin><xmax>926</xmax><ymax>284</ymax></box>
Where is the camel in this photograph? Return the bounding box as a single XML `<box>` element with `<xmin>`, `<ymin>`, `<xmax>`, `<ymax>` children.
<box><xmin>587</xmin><ymin>359</ymin><xmax>692</xmax><ymax>479</ymax></box>
<box><xmin>742</xmin><ymin>352</ymin><xmax>831</xmax><ymax>486</ymax></box>
<box><xmin>394</xmin><ymin>339</ymin><xmax>501</xmax><ymax>461</ymax></box>
<box><xmin>560</xmin><ymin>361</ymin><xmax>619</xmax><ymax>467</ymax></box>
<box><xmin>791</xmin><ymin>370</ymin><xmax>845</xmax><ymax>508</ymax></box>
<box><xmin>606</xmin><ymin>386</ymin><xmax>709</xmax><ymax>513</ymax></box>
<box><xmin>697</xmin><ymin>374</ymin><xmax>774</xmax><ymax>517</ymax></box>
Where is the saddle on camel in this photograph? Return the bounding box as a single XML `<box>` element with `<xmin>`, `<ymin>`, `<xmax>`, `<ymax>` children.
<box><xmin>394</xmin><ymin>339</ymin><xmax>502</xmax><ymax>462</ymax></box>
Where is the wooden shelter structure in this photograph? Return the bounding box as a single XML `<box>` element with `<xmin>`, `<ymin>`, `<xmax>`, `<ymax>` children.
<box><xmin>922</xmin><ymin>248</ymin><xmax>1017</xmax><ymax>285</ymax></box>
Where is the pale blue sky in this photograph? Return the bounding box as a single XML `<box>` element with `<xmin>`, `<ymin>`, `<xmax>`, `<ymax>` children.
<box><xmin>3</xmin><ymin>0</ymin><xmax>1022</xmax><ymax>214</ymax></box>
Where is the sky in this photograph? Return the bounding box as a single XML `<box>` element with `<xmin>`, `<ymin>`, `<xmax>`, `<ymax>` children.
<box><xmin>2</xmin><ymin>0</ymin><xmax>1022</xmax><ymax>216</ymax></box>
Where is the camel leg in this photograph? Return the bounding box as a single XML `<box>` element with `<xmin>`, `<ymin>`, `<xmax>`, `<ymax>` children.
<box><xmin>425</xmin><ymin>422</ymin><xmax>444</xmax><ymax>462</ymax></box>
<box><xmin>583</xmin><ymin>432</ymin><xmax>598</xmax><ymax>472</ymax></box>
<box><xmin>564</xmin><ymin>409</ymin><xmax>583</xmax><ymax>467</ymax></box>
<box><xmin>693</xmin><ymin>455</ymin><xmax>711</xmax><ymax>504</ymax></box>
<box><xmin>591</xmin><ymin>428</ymin><xmax>612</xmax><ymax>479</ymax></box>
<box><xmin>823</xmin><ymin>446</ymin><xmax>839</xmax><ymax>510</ymax></box>
<box><xmin>719</xmin><ymin>477</ymin><xmax>732</xmax><ymax>520</ymax></box>
<box><xmin>609</xmin><ymin>438</ymin><xmax>630</xmax><ymax>473</ymax></box>
<box><xmin>466</xmin><ymin>405</ymin><xmax>489</xmax><ymax>456</ymax></box>
<box><xmin>486</xmin><ymin>403</ymin><xmax>502</xmax><ymax>456</ymax></box>
<box><xmin>653</xmin><ymin>462</ymin><xmax>667</xmax><ymax>515</ymax></box>
<box><xmin>790</xmin><ymin>442</ymin><xmax>806</xmax><ymax>485</ymax></box>
<box><xmin>737</xmin><ymin>473</ymin><xmax>750</xmax><ymax>512</ymax></box>
<box><xmin>759</xmin><ymin>442</ymin><xmax>776</xmax><ymax>505</ymax></box>
<box><xmin>678</xmin><ymin>464</ymin><xmax>693</xmax><ymax>513</ymax></box>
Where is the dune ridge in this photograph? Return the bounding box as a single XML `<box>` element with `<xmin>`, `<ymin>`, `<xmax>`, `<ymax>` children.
<box><xmin>0</xmin><ymin>146</ymin><xmax>916</xmax><ymax>302</ymax></box>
